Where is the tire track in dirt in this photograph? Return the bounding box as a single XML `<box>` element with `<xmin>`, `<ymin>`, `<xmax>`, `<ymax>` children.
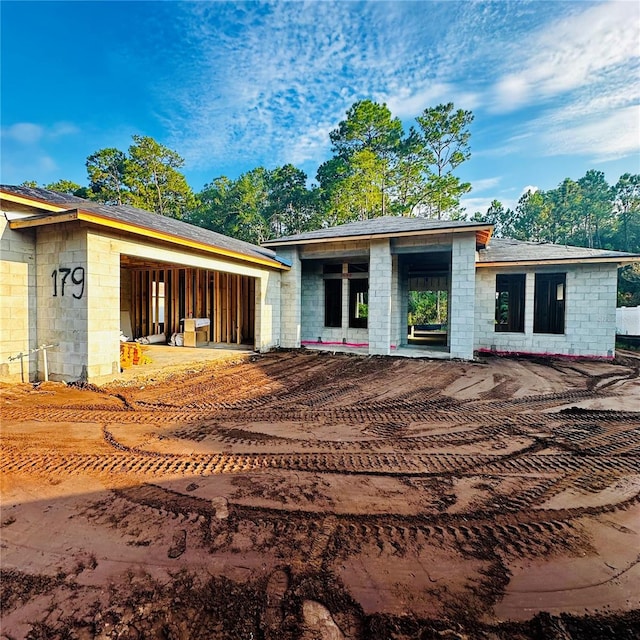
<box><xmin>3</xmin><ymin>444</ymin><xmax>638</xmax><ymax>482</ymax></box>
<box><xmin>105</xmin><ymin>482</ymin><xmax>640</xmax><ymax>565</ymax></box>
<box><xmin>2</xmin><ymin>352</ymin><xmax>639</xmax><ymax>639</ymax></box>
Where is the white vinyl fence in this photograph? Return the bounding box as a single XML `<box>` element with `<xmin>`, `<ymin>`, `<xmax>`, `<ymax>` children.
<box><xmin>616</xmin><ymin>306</ymin><xmax>640</xmax><ymax>336</ymax></box>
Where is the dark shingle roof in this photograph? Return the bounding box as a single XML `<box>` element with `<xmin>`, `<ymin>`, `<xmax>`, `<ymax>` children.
<box><xmin>263</xmin><ymin>215</ymin><xmax>491</xmax><ymax>245</ymax></box>
<box><xmin>1</xmin><ymin>185</ymin><xmax>283</xmax><ymax>267</ymax></box>
<box><xmin>478</xmin><ymin>237</ymin><xmax>639</xmax><ymax>264</ymax></box>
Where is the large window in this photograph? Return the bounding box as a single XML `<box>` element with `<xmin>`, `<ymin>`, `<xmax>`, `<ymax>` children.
<box><xmin>534</xmin><ymin>273</ymin><xmax>566</xmax><ymax>334</ymax></box>
<box><xmin>495</xmin><ymin>274</ymin><xmax>525</xmax><ymax>332</ymax></box>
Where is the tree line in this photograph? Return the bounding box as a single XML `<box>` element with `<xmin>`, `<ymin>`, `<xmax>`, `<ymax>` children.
<box><xmin>24</xmin><ymin>99</ymin><xmax>639</xmax><ymax>304</ymax></box>
<box><xmin>26</xmin><ymin>100</ymin><xmax>473</xmax><ymax>241</ymax></box>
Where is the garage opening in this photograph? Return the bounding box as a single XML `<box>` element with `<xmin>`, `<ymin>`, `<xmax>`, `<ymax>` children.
<box><xmin>121</xmin><ymin>257</ymin><xmax>255</xmax><ymax>346</ymax></box>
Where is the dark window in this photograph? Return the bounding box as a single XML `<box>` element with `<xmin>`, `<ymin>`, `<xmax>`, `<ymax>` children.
<box><xmin>534</xmin><ymin>273</ymin><xmax>566</xmax><ymax>334</ymax></box>
<box><xmin>495</xmin><ymin>274</ymin><xmax>525</xmax><ymax>332</ymax></box>
<box><xmin>323</xmin><ymin>263</ymin><xmax>342</xmax><ymax>275</ymax></box>
<box><xmin>324</xmin><ymin>279</ymin><xmax>342</xmax><ymax>327</ymax></box>
<box><xmin>349</xmin><ymin>278</ymin><xmax>368</xmax><ymax>328</ymax></box>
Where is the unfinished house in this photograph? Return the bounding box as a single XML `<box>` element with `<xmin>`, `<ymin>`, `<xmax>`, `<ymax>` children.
<box><xmin>2</xmin><ymin>186</ymin><xmax>638</xmax><ymax>383</ymax></box>
<box><xmin>264</xmin><ymin>217</ymin><xmax>639</xmax><ymax>360</ymax></box>
<box><xmin>0</xmin><ymin>185</ymin><xmax>288</xmax><ymax>383</ymax></box>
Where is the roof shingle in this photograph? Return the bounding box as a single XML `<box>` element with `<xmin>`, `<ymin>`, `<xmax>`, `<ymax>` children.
<box><xmin>263</xmin><ymin>215</ymin><xmax>491</xmax><ymax>245</ymax></box>
<box><xmin>1</xmin><ymin>185</ymin><xmax>282</xmax><ymax>267</ymax></box>
<box><xmin>478</xmin><ymin>237</ymin><xmax>639</xmax><ymax>264</ymax></box>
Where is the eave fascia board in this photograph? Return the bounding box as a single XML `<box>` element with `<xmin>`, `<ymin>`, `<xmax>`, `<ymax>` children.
<box><xmin>0</xmin><ymin>191</ymin><xmax>70</xmax><ymax>213</ymax></box>
<box><xmin>9</xmin><ymin>211</ymin><xmax>79</xmax><ymax>227</ymax></box>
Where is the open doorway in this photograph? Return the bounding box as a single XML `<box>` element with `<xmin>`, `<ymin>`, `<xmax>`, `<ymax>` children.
<box><xmin>403</xmin><ymin>252</ymin><xmax>450</xmax><ymax>348</ymax></box>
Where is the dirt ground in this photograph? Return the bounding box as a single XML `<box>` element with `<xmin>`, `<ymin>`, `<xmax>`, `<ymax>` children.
<box><xmin>1</xmin><ymin>349</ymin><xmax>640</xmax><ymax>639</ymax></box>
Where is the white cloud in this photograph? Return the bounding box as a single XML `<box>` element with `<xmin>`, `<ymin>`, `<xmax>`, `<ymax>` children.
<box><xmin>521</xmin><ymin>185</ymin><xmax>538</xmax><ymax>196</ymax></box>
<box><xmin>492</xmin><ymin>1</ymin><xmax>640</xmax><ymax>112</ymax></box>
<box><xmin>160</xmin><ymin>1</ymin><xmax>494</xmax><ymax>173</ymax></box>
<box><xmin>539</xmin><ymin>104</ymin><xmax>640</xmax><ymax>161</ymax></box>
<box><xmin>50</xmin><ymin>122</ymin><xmax>80</xmax><ymax>138</ymax></box>
<box><xmin>2</xmin><ymin>122</ymin><xmax>44</xmax><ymax>144</ymax></box>
<box><xmin>471</xmin><ymin>176</ymin><xmax>501</xmax><ymax>192</ymax></box>
<box><xmin>382</xmin><ymin>84</ymin><xmax>452</xmax><ymax>119</ymax></box>
<box><xmin>1</xmin><ymin>121</ymin><xmax>79</xmax><ymax>144</ymax></box>
<box><xmin>459</xmin><ymin>196</ymin><xmax>495</xmax><ymax>215</ymax></box>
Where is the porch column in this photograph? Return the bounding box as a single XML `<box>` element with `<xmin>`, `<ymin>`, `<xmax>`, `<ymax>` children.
<box><xmin>449</xmin><ymin>234</ymin><xmax>476</xmax><ymax>359</ymax></box>
<box><xmin>368</xmin><ymin>238</ymin><xmax>392</xmax><ymax>355</ymax></box>
<box><xmin>255</xmin><ymin>270</ymin><xmax>281</xmax><ymax>352</ymax></box>
<box><xmin>278</xmin><ymin>246</ymin><xmax>301</xmax><ymax>348</ymax></box>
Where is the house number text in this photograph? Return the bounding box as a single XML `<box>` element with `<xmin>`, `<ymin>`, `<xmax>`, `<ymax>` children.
<box><xmin>51</xmin><ymin>267</ymin><xmax>85</xmax><ymax>299</ymax></box>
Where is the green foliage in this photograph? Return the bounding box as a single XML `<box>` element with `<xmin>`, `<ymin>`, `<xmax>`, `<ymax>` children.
<box><xmin>318</xmin><ymin>99</ymin><xmax>473</xmax><ymax>222</ymax></box>
<box><xmin>613</xmin><ymin>173</ymin><xmax>640</xmax><ymax>253</ymax></box>
<box><xmin>84</xmin><ymin>136</ymin><xmax>196</xmax><ymax>218</ymax></box>
<box><xmin>86</xmin><ymin>148</ymin><xmax>129</xmax><ymax>205</ymax></box>
<box><xmin>190</xmin><ymin>165</ymin><xmax>323</xmax><ymax>245</ymax></box>
<box><xmin>44</xmin><ymin>179</ymin><xmax>89</xmax><ymax>198</ymax></box>
<box><xmin>415</xmin><ymin>102</ymin><xmax>473</xmax><ymax>219</ymax></box>
<box><xmin>408</xmin><ymin>291</ymin><xmax>448</xmax><ymax>325</ymax></box>
<box><xmin>125</xmin><ymin>135</ymin><xmax>196</xmax><ymax>219</ymax></box>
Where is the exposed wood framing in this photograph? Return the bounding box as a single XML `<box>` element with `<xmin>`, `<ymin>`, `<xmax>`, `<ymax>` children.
<box><xmin>124</xmin><ymin>262</ymin><xmax>255</xmax><ymax>346</ymax></box>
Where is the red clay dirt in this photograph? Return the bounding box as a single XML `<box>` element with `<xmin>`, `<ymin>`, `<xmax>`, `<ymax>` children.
<box><xmin>1</xmin><ymin>349</ymin><xmax>639</xmax><ymax>639</ymax></box>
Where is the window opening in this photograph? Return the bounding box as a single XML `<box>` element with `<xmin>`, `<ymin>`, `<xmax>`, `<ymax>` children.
<box><xmin>349</xmin><ymin>278</ymin><xmax>368</xmax><ymax>328</ymax></box>
<box><xmin>534</xmin><ymin>273</ymin><xmax>566</xmax><ymax>334</ymax></box>
<box><xmin>324</xmin><ymin>280</ymin><xmax>342</xmax><ymax>327</ymax></box>
<box><xmin>495</xmin><ymin>274</ymin><xmax>525</xmax><ymax>332</ymax></box>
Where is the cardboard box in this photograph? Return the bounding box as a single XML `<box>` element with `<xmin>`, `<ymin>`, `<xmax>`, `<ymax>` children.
<box><xmin>184</xmin><ymin>318</ymin><xmax>210</xmax><ymax>332</ymax></box>
<box><xmin>183</xmin><ymin>330</ymin><xmax>208</xmax><ymax>348</ymax></box>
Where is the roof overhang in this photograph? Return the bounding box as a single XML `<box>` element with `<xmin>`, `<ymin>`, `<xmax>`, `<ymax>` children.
<box><xmin>264</xmin><ymin>224</ymin><xmax>493</xmax><ymax>248</ymax></box>
<box><xmin>8</xmin><ymin>207</ymin><xmax>288</xmax><ymax>271</ymax></box>
<box><xmin>1</xmin><ymin>190</ymin><xmax>70</xmax><ymax>213</ymax></box>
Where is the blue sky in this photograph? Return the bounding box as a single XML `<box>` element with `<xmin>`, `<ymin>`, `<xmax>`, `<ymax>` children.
<box><xmin>1</xmin><ymin>0</ymin><xmax>639</xmax><ymax>214</ymax></box>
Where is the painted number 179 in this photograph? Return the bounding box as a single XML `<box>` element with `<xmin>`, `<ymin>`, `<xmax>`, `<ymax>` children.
<box><xmin>51</xmin><ymin>266</ymin><xmax>85</xmax><ymax>299</ymax></box>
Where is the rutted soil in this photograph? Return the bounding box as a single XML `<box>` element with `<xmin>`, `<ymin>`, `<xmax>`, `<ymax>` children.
<box><xmin>1</xmin><ymin>350</ymin><xmax>639</xmax><ymax>639</ymax></box>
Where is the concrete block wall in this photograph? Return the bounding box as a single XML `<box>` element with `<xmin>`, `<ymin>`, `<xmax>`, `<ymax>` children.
<box><xmin>475</xmin><ymin>264</ymin><xmax>618</xmax><ymax>358</ymax></box>
<box><xmin>398</xmin><ymin>264</ymin><xmax>409</xmax><ymax>347</ymax></box>
<box><xmin>448</xmin><ymin>234</ymin><xmax>476</xmax><ymax>359</ymax></box>
<box><xmin>0</xmin><ymin>217</ymin><xmax>37</xmax><ymax>382</ymax></box>
<box><xmin>368</xmin><ymin>239</ymin><xmax>392</xmax><ymax>355</ymax></box>
<box><xmin>278</xmin><ymin>246</ymin><xmax>301</xmax><ymax>348</ymax></box>
<box><xmin>86</xmin><ymin>232</ymin><xmax>122</xmax><ymax>381</ymax></box>
<box><xmin>255</xmin><ymin>270</ymin><xmax>281</xmax><ymax>352</ymax></box>
<box><xmin>390</xmin><ymin>254</ymin><xmax>401</xmax><ymax>349</ymax></box>
<box><xmin>35</xmin><ymin>224</ymin><xmax>89</xmax><ymax>381</ymax></box>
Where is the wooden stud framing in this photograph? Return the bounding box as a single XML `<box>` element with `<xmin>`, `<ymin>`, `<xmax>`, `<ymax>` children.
<box><xmin>126</xmin><ymin>264</ymin><xmax>256</xmax><ymax>346</ymax></box>
<box><xmin>236</xmin><ymin>274</ymin><xmax>242</xmax><ymax>344</ymax></box>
